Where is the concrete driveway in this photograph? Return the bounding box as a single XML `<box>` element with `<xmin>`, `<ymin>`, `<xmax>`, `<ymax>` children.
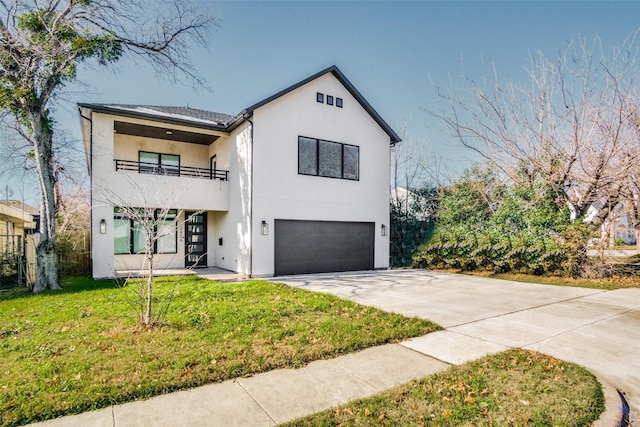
<box><xmin>277</xmin><ymin>269</ymin><xmax>640</xmax><ymax>420</ymax></box>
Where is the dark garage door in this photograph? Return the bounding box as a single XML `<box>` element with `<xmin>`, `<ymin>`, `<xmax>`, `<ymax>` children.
<box><xmin>274</xmin><ymin>219</ymin><xmax>375</xmax><ymax>275</ymax></box>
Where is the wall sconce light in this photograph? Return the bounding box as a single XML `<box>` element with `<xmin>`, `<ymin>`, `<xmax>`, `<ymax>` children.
<box><xmin>261</xmin><ymin>220</ymin><xmax>269</xmax><ymax>236</ymax></box>
<box><xmin>100</xmin><ymin>219</ymin><xmax>107</xmax><ymax>234</ymax></box>
<box><xmin>381</xmin><ymin>224</ymin><xmax>387</xmax><ymax>236</ymax></box>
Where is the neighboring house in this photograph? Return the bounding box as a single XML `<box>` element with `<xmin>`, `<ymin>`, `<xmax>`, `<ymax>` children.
<box><xmin>585</xmin><ymin>200</ymin><xmax>637</xmax><ymax>246</ymax></box>
<box><xmin>1</xmin><ymin>200</ymin><xmax>39</xmax><ymax>233</ymax></box>
<box><xmin>0</xmin><ymin>200</ymin><xmax>37</xmax><ymax>239</ymax></box>
<box><xmin>390</xmin><ymin>186</ymin><xmax>435</xmax><ymax>221</ymax></box>
<box><xmin>79</xmin><ymin>65</ymin><xmax>401</xmax><ymax>279</ymax></box>
<box><xmin>0</xmin><ymin>200</ymin><xmax>37</xmax><ymax>285</ymax></box>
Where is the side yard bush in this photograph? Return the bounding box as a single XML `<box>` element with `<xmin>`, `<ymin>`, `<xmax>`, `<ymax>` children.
<box><xmin>414</xmin><ymin>168</ymin><xmax>593</xmax><ymax>276</ymax></box>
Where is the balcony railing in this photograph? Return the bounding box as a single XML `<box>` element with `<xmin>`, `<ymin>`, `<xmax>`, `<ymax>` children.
<box><xmin>114</xmin><ymin>159</ymin><xmax>228</xmax><ymax>181</ymax></box>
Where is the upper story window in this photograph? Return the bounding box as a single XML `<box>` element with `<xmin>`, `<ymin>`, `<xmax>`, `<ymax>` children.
<box><xmin>139</xmin><ymin>151</ymin><xmax>180</xmax><ymax>176</ymax></box>
<box><xmin>316</xmin><ymin>92</ymin><xmax>343</xmax><ymax>108</ymax></box>
<box><xmin>298</xmin><ymin>136</ymin><xmax>359</xmax><ymax>181</ymax></box>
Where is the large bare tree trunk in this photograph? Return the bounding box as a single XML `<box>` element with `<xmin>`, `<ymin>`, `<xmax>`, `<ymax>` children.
<box><xmin>31</xmin><ymin>112</ymin><xmax>61</xmax><ymax>292</ymax></box>
<box><xmin>0</xmin><ymin>0</ymin><xmax>216</xmax><ymax>293</ymax></box>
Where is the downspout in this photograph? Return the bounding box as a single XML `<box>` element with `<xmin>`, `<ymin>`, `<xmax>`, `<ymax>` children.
<box><xmin>79</xmin><ymin>109</ymin><xmax>93</xmax><ymax>275</ymax></box>
<box><xmin>245</xmin><ymin>115</ymin><xmax>254</xmax><ymax>278</ymax></box>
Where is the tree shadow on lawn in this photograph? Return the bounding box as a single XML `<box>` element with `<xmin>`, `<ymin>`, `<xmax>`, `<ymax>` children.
<box><xmin>0</xmin><ymin>276</ymin><xmax>119</xmax><ymax>302</ymax></box>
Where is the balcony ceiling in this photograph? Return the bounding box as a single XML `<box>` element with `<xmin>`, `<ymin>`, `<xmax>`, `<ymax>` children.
<box><xmin>114</xmin><ymin>121</ymin><xmax>220</xmax><ymax>145</ymax></box>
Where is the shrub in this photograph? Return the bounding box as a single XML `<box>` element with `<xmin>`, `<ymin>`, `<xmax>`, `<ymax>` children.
<box><xmin>414</xmin><ymin>169</ymin><xmax>592</xmax><ymax>277</ymax></box>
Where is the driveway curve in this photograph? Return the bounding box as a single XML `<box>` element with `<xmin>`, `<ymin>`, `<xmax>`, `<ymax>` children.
<box><xmin>277</xmin><ymin>269</ymin><xmax>640</xmax><ymax>422</ymax></box>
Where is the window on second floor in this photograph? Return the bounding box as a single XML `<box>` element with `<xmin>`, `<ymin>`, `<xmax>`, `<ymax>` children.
<box><xmin>139</xmin><ymin>151</ymin><xmax>180</xmax><ymax>176</ymax></box>
<box><xmin>298</xmin><ymin>136</ymin><xmax>359</xmax><ymax>181</ymax></box>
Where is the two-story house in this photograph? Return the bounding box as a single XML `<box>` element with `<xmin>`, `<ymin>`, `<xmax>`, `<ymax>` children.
<box><xmin>79</xmin><ymin>65</ymin><xmax>401</xmax><ymax>279</ymax></box>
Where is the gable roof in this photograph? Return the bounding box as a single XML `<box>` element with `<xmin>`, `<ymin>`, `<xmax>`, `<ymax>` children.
<box><xmin>242</xmin><ymin>65</ymin><xmax>401</xmax><ymax>144</ymax></box>
<box><xmin>78</xmin><ymin>66</ymin><xmax>401</xmax><ymax>144</ymax></box>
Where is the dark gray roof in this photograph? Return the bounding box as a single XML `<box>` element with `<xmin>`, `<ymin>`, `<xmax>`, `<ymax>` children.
<box><xmin>79</xmin><ymin>66</ymin><xmax>401</xmax><ymax>144</ymax></box>
<box><xmin>77</xmin><ymin>104</ymin><xmax>236</xmax><ymax>131</ymax></box>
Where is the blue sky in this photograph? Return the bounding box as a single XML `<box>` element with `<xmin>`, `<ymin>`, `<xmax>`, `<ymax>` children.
<box><xmin>6</xmin><ymin>0</ymin><xmax>640</xmax><ymax>204</ymax></box>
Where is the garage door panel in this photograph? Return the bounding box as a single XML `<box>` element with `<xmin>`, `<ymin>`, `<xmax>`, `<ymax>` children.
<box><xmin>274</xmin><ymin>220</ymin><xmax>375</xmax><ymax>275</ymax></box>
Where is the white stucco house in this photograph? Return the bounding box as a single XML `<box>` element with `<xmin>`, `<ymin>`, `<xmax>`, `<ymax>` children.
<box><xmin>79</xmin><ymin>65</ymin><xmax>401</xmax><ymax>279</ymax></box>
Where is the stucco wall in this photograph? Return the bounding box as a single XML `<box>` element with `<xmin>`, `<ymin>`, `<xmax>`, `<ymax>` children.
<box><xmin>89</xmin><ymin>112</ymin><xmax>232</xmax><ymax>278</ymax></box>
<box><xmin>87</xmin><ymin>71</ymin><xmax>392</xmax><ymax>279</ymax></box>
<box><xmin>211</xmin><ymin>122</ymin><xmax>252</xmax><ymax>275</ymax></box>
<box><xmin>250</xmin><ymin>73</ymin><xmax>391</xmax><ymax>276</ymax></box>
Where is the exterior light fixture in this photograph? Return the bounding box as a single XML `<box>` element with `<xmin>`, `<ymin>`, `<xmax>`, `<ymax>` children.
<box><xmin>100</xmin><ymin>219</ymin><xmax>107</xmax><ymax>234</ymax></box>
<box><xmin>381</xmin><ymin>224</ymin><xmax>387</xmax><ymax>236</ymax></box>
<box><xmin>261</xmin><ymin>221</ymin><xmax>269</xmax><ymax>236</ymax></box>
<box><xmin>165</xmin><ymin>129</ymin><xmax>173</xmax><ymax>135</ymax></box>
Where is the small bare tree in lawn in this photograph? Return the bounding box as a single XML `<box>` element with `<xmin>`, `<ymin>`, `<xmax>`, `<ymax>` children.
<box><xmin>116</xmin><ymin>204</ymin><xmax>179</xmax><ymax>327</ymax></box>
<box><xmin>429</xmin><ymin>32</ymin><xmax>640</xmax><ymax>237</ymax></box>
<box><xmin>102</xmin><ymin>177</ymin><xmax>202</xmax><ymax>328</ymax></box>
<box><xmin>0</xmin><ymin>0</ymin><xmax>217</xmax><ymax>293</ymax></box>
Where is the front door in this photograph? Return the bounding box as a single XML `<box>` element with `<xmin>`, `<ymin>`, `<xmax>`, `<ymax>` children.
<box><xmin>185</xmin><ymin>212</ymin><xmax>207</xmax><ymax>268</ymax></box>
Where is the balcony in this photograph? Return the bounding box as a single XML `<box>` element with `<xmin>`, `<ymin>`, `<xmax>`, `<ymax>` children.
<box><xmin>114</xmin><ymin>159</ymin><xmax>229</xmax><ymax>181</ymax></box>
<box><xmin>104</xmin><ymin>159</ymin><xmax>230</xmax><ymax>211</ymax></box>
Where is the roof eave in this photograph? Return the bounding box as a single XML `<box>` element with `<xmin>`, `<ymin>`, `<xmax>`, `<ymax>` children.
<box><xmin>76</xmin><ymin>103</ymin><xmax>230</xmax><ymax>132</ymax></box>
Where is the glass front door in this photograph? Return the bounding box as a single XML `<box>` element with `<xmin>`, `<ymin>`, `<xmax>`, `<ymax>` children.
<box><xmin>185</xmin><ymin>212</ymin><xmax>207</xmax><ymax>268</ymax></box>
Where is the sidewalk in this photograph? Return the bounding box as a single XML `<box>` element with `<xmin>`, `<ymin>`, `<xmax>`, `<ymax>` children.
<box><xmin>30</xmin><ymin>269</ymin><xmax>631</xmax><ymax>426</ymax></box>
<box><xmin>31</xmin><ymin>337</ymin><xmax>621</xmax><ymax>426</ymax></box>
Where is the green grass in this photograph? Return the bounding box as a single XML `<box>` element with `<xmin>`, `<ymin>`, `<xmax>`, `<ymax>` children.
<box><xmin>284</xmin><ymin>349</ymin><xmax>604</xmax><ymax>427</ymax></box>
<box><xmin>442</xmin><ymin>270</ymin><xmax>639</xmax><ymax>290</ymax></box>
<box><xmin>0</xmin><ymin>276</ymin><xmax>440</xmax><ymax>427</ymax></box>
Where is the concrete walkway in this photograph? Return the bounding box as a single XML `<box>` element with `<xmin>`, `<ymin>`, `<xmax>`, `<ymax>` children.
<box><xmin>280</xmin><ymin>270</ymin><xmax>639</xmax><ymax>425</ymax></box>
<box><xmin>31</xmin><ymin>269</ymin><xmax>636</xmax><ymax>426</ymax></box>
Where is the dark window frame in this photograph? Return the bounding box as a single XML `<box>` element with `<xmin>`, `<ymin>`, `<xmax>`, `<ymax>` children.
<box><xmin>210</xmin><ymin>155</ymin><xmax>217</xmax><ymax>179</ymax></box>
<box><xmin>326</xmin><ymin>95</ymin><xmax>334</xmax><ymax>106</ymax></box>
<box><xmin>336</xmin><ymin>97</ymin><xmax>343</xmax><ymax>108</ymax></box>
<box><xmin>297</xmin><ymin>136</ymin><xmax>359</xmax><ymax>181</ymax></box>
<box><xmin>114</xmin><ymin>208</ymin><xmax>178</xmax><ymax>255</ymax></box>
<box><xmin>138</xmin><ymin>151</ymin><xmax>181</xmax><ymax>176</ymax></box>
<box><xmin>316</xmin><ymin>92</ymin><xmax>324</xmax><ymax>103</ymax></box>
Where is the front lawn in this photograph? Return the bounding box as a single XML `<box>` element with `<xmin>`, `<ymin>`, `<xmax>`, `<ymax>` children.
<box><xmin>0</xmin><ymin>276</ymin><xmax>440</xmax><ymax>427</ymax></box>
<box><xmin>284</xmin><ymin>349</ymin><xmax>604</xmax><ymax>427</ymax></box>
<box><xmin>462</xmin><ymin>271</ymin><xmax>639</xmax><ymax>290</ymax></box>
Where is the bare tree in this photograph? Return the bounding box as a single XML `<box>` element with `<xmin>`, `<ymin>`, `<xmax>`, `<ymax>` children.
<box><xmin>100</xmin><ymin>176</ymin><xmax>203</xmax><ymax>328</ymax></box>
<box><xmin>430</xmin><ymin>32</ymin><xmax>640</xmax><ymax>233</ymax></box>
<box><xmin>0</xmin><ymin>0</ymin><xmax>217</xmax><ymax>292</ymax></box>
<box><xmin>390</xmin><ymin>125</ymin><xmax>441</xmax><ymax>266</ymax></box>
<box><xmin>115</xmin><ymin>204</ymin><xmax>179</xmax><ymax>327</ymax></box>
